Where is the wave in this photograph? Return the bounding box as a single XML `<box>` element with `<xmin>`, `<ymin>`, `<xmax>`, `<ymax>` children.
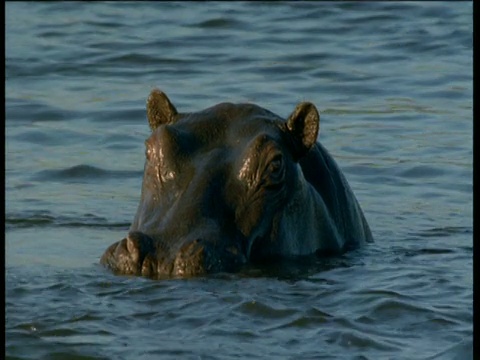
<box><xmin>32</xmin><ymin>164</ymin><xmax>143</xmax><ymax>183</ymax></box>
<box><xmin>5</xmin><ymin>97</ymin><xmax>80</xmax><ymax>124</ymax></box>
<box><xmin>415</xmin><ymin>226</ymin><xmax>473</xmax><ymax>238</ymax></box>
<box><xmin>6</xmin><ymin>211</ymin><xmax>130</xmax><ymax>230</ymax></box>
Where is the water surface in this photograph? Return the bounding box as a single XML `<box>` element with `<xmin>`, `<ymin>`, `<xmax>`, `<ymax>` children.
<box><xmin>6</xmin><ymin>2</ymin><xmax>472</xmax><ymax>359</ymax></box>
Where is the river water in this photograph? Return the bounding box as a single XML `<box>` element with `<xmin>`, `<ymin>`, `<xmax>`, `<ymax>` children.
<box><xmin>5</xmin><ymin>2</ymin><xmax>473</xmax><ymax>359</ymax></box>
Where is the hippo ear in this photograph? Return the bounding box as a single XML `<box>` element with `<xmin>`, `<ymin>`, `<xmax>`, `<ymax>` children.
<box><xmin>286</xmin><ymin>102</ymin><xmax>319</xmax><ymax>158</ymax></box>
<box><xmin>146</xmin><ymin>88</ymin><xmax>178</xmax><ymax>131</ymax></box>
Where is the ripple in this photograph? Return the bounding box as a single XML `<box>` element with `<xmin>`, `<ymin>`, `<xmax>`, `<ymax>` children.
<box><xmin>415</xmin><ymin>226</ymin><xmax>472</xmax><ymax>238</ymax></box>
<box><xmin>6</xmin><ymin>211</ymin><xmax>130</xmax><ymax>229</ymax></box>
<box><xmin>326</xmin><ymin>328</ymin><xmax>400</xmax><ymax>351</ymax></box>
<box><xmin>12</xmin><ymin>127</ymin><xmax>93</xmax><ymax>147</ymax></box>
<box><xmin>5</xmin><ymin>98</ymin><xmax>79</xmax><ymax>124</ymax></box>
<box><xmin>31</xmin><ymin>164</ymin><xmax>142</xmax><ymax>183</ymax></box>
<box><xmin>367</xmin><ymin>298</ymin><xmax>436</xmax><ymax>320</ymax></box>
<box><xmin>266</xmin><ymin>307</ymin><xmax>333</xmax><ymax>331</ymax></box>
<box><xmin>99</xmin><ymin>52</ymin><xmax>174</xmax><ymax>66</ymax></box>
<box><xmin>398</xmin><ymin>165</ymin><xmax>445</xmax><ymax>179</ymax></box>
<box><xmin>193</xmin><ymin>18</ymin><xmax>244</xmax><ymax>29</ymax></box>
<box><xmin>425</xmin><ymin>339</ymin><xmax>473</xmax><ymax>360</ymax></box>
<box><xmin>234</xmin><ymin>300</ymin><xmax>297</xmax><ymax>319</ymax></box>
<box><xmin>87</xmin><ymin>107</ymin><xmax>145</xmax><ymax>123</ymax></box>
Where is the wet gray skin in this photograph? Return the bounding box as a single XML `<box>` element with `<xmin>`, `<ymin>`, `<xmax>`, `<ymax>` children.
<box><xmin>100</xmin><ymin>89</ymin><xmax>373</xmax><ymax>278</ymax></box>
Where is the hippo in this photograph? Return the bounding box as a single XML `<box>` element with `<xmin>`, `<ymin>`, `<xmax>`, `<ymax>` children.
<box><xmin>100</xmin><ymin>89</ymin><xmax>373</xmax><ymax>278</ymax></box>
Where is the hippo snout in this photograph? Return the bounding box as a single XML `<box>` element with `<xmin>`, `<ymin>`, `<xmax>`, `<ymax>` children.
<box><xmin>174</xmin><ymin>238</ymin><xmax>247</xmax><ymax>276</ymax></box>
<box><xmin>100</xmin><ymin>232</ymin><xmax>156</xmax><ymax>276</ymax></box>
<box><xmin>101</xmin><ymin>232</ymin><xmax>247</xmax><ymax>278</ymax></box>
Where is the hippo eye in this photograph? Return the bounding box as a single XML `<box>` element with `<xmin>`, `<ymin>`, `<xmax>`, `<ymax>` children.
<box><xmin>268</xmin><ymin>154</ymin><xmax>283</xmax><ymax>174</ymax></box>
<box><xmin>265</xmin><ymin>153</ymin><xmax>285</xmax><ymax>184</ymax></box>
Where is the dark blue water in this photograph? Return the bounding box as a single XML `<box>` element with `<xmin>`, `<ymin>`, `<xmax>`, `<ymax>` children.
<box><xmin>6</xmin><ymin>2</ymin><xmax>472</xmax><ymax>359</ymax></box>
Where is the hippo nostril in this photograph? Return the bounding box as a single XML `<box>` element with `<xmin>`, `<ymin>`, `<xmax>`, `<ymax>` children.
<box><xmin>126</xmin><ymin>236</ymin><xmax>137</xmax><ymax>254</ymax></box>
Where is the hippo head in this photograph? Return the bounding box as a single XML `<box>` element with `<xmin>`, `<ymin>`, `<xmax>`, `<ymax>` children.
<box><xmin>101</xmin><ymin>89</ymin><xmax>320</xmax><ymax>278</ymax></box>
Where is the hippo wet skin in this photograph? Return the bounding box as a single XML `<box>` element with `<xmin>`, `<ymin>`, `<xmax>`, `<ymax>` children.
<box><xmin>100</xmin><ymin>89</ymin><xmax>373</xmax><ymax>278</ymax></box>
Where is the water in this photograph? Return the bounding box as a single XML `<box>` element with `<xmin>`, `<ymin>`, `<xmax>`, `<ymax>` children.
<box><xmin>5</xmin><ymin>2</ymin><xmax>473</xmax><ymax>359</ymax></box>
